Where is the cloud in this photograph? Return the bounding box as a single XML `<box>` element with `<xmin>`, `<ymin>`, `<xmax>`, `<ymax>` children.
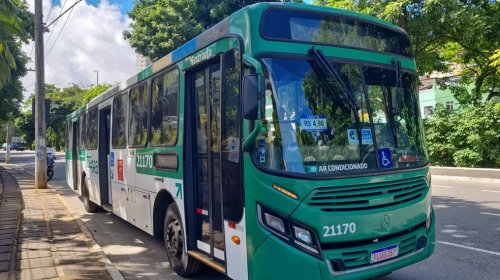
<box><xmin>22</xmin><ymin>0</ymin><xmax>136</xmax><ymax>98</ymax></box>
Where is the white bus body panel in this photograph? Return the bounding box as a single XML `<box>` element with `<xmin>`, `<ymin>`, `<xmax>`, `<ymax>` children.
<box><xmin>225</xmin><ymin>211</ymin><xmax>248</xmax><ymax>280</ymax></box>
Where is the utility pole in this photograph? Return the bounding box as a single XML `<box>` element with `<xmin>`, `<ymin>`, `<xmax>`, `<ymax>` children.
<box><xmin>94</xmin><ymin>70</ymin><xmax>99</xmax><ymax>86</ymax></box>
<box><xmin>34</xmin><ymin>0</ymin><xmax>47</xmax><ymax>189</ymax></box>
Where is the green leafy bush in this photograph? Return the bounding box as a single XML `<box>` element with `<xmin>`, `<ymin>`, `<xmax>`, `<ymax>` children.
<box><xmin>425</xmin><ymin>103</ymin><xmax>500</xmax><ymax>167</ymax></box>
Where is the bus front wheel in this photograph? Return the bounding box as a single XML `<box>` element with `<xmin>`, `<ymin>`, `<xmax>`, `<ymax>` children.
<box><xmin>164</xmin><ymin>203</ymin><xmax>202</xmax><ymax>276</ymax></box>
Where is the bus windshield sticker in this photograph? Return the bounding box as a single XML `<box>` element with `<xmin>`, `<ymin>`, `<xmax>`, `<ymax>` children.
<box><xmin>228</xmin><ymin>137</ymin><xmax>240</xmax><ymax>163</ymax></box>
<box><xmin>258</xmin><ymin>140</ymin><xmax>266</xmax><ymax>164</ymax></box>
<box><xmin>347</xmin><ymin>129</ymin><xmax>373</xmax><ymax>145</ymax></box>
<box><xmin>378</xmin><ymin>148</ymin><xmax>393</xmax><ymax>169</ymax></box>
<box><xmin>306</xmin><ymin>163</ymin><xmax>368</xmax><ymax>173</ymax></box>
<box><xmin>299</xmin><ymin>115</ymin><xmax>327</xmax><ymax>131</ymax></box>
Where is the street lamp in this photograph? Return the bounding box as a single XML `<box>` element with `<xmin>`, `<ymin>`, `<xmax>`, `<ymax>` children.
<box><xmin>94</xmin><ymin>70</ymin><xmax>99</xmax><ymax>86</ymax></box>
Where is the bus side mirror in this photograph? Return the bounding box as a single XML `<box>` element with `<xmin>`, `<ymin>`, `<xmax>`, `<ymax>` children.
<box><xmin>242</xmin><ymin>74</ymin><xmax>260</xmax><ymax>120</ymax></box>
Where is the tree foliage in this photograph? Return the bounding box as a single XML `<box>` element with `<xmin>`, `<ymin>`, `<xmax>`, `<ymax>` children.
<box><xmin>0</xmin><ymin>0</ymin><xmax>33</xmax><ymax>121</ymax></box>
<box><xmin>317</xmin><ymin>0</ymin><xmax>500</xmax><ymax>105</ymax></box>
<box><xmin>15</xmin><ymin>83</ymin><xmax>105</xmax><ymax>150</ymax></box>
<box><xmin>0</xmin><ymin>0</ymin><xmax>33</xmax><ymax>87</ymax></box>
<box><xmin>124</xmin><ymin>0</ymin><xmax>288</xmax><ymax>61</ymax></box>
<box><xmin>425</xmin><ymin>103</ymin><xmax>500</xmax><ymax>167</ymax></box>
<box><xmin>82</xmin><ymin>84</ymin><xmax>112</xmax><ymax>105</ymax></box>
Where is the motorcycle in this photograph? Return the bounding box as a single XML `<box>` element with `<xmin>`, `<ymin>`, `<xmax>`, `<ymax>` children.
<box><xmin>47</xmin><ymin>154</ymin><xmax>54</xmax><ymax>181</ymax></box>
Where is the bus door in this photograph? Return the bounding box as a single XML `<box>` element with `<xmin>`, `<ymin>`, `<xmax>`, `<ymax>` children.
<box><xmin>188</xmin><ymin>48</ymin><xmax>245</xmax><ymax>274</ymax></box>
<box><xmin>192</xmin><ymin>60</ymin><xmax>226</xmax><ymax>263</ymax></box>
<box><xmin>98</xmin><ymin>107</ymin><xmax>112</xmax><ymax>206</ymax></box>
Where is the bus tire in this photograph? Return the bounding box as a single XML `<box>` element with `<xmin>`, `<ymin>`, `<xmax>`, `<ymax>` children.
<box><xmin>164</xmin><ymin>203</ymin><xmax>203</xmax><ymax>276</ymax></box>
<box><xmin>82</xmin><ymin>179</ymin><xmax>98</xmax><ymax>213</ymax></box>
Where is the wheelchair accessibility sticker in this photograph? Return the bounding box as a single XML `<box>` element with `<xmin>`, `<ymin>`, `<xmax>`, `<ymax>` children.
<box><xmin>378</xmin><ymin>148</ymin><xmax>393</xmax><ymax>169</ymax></box>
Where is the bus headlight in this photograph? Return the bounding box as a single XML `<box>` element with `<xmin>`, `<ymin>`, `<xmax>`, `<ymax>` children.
<box><xmin>264</xmin><ymin>212</ymin><xmax>286</xmax><ymax>233</ymax></box>
<box><xmin>293</xmin><ymin>226</ymin><xmax>312</xmax><ymax>244</ymax></box>
<box><xmin>257</xmin><ymin>204</ymin><xmax>322</xmax><ymax>258</ymax></box>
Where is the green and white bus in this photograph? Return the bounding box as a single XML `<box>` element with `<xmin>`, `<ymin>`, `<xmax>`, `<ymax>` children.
<box><xmin>66</xmin><ymin>3</ymin><xmax>434</xmax><ymax>279</ymax></box>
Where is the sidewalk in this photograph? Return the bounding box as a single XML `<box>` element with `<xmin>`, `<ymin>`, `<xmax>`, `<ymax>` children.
<box><xmin>0</xmin><ymin>165</ymin><xmax>112</xmax><ymax>280</ymax></box>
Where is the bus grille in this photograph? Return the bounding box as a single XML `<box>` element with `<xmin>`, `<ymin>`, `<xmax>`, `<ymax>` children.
<box><xmin>330</xmin><ymin>225</ymin><xmax>425</xmax><ymax>272</ymax></box>
<box><xmin>307</xmin><ymin>177</ymin><xmax>428</xmax><ymax>212</ymax></box>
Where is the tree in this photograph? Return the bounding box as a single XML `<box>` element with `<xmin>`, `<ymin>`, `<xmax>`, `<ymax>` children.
<box><xmin>82</xmin><ymin>84</ymin><xmax>112</xmax><ymax>105</ymax></box>
<box><xmin>0</xmin><ymin>0</ymin><xmax>33</xmax><ymax>121</ymax></box>
<box><xmin>316</xmin><ymin>0</ymin><xmax>500</xmax><ymax>105</ymax></box>
<box><xmin>124</xmin><ymin>0</ymin><xmax>291</xmax><ymax>61</ymax></box>
<box><xmin>425</xmin><ymin>103</ymin><xmax>500</xmax><ymax>167</ymax></box>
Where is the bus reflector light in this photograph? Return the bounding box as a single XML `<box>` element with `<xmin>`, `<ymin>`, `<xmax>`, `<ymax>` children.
<box><xmin>228</xmin><ymin>222</ymin><xmax>236</xmax><ymax>229</ymax></box>
<box><xmin>231</xmin><ymin>236</ymin><xmax>240</xmax><ymax>245</ymax></box>
<box><xmin>272</xmin><ymin>184</ymin><xmax>298</xmax><ymax>200</ymax></box>
<box><xmin>264</xmin><ymin>212</ymin><xmax>285</xmax><ymax>233</ymax></box>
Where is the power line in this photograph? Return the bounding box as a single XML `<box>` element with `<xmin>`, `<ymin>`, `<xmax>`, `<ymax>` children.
<box><xmin>45</xmin><ymin>1</ymin><xmax>80</xmax><ymax>58</ymax></box>
<box><xmin>46</xmin><ymin>0</ymin><xmax>82</xmax><ymax>28</ymax></box>
<box><xmin>29</xmin><ymin>0</ymin><xmax>67</xmax><ymax>60</ymax></box>
<box><xmin>44</xmin><ymin>0</ymin><xmax>69</xmax><ymax>49</ymax></box>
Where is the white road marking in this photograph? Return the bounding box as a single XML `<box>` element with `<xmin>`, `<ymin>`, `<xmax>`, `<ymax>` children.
<box><xmin>482</xmin><ymin>190</ymin><xmax>500</xmax><ymax>193</ymax></box>
<box><xmin>480</xmin><ymin>212</ymin><xmax>500</xmax><ymax>217</ymax></box>
<box><xmin>433</xmin><ymin>185</ymin><xmax>454</xmax><ymax>189</ymax></box>
<box><xmin>437</xmin><ymin>241</ymin><xmax>500</xmax><ymax>256</ymax></box>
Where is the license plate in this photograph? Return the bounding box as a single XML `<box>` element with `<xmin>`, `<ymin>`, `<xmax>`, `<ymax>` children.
<box><xmin>370</xmin><ymin>244</ymin><xmax>399</xmax><ymax>264</ymax></box>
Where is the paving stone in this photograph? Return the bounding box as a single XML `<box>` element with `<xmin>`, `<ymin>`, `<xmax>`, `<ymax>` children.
<box><xmin>19</xmin><ymin>266</ymin><xmax>58</xmax><ymax>280</ymax></box>
<box><xmin>17</xmin><ymin>249</ymin><xmax>51</xmax><ymax>260</ymax></box>
<box><xmin>0</xmin><ymin>239</ymin><xmax>14</xmax><ymax>246</ymax></box>
<box><xmin>0</xmin><ymin>233</ymin><xmax>14</xmax><ymax>240</ymax></box>
<box><xmin>0</xmin><ymin>253</ymin><xmax>10</xmax><ymax>262</ymax></box>
<box><xmin>0</xmin><ymin>229</ymin><xmax>15</xmax><ymax>236</ymax></box>
<box><xmin>0</xmin><ymin>261</ymin><xmax>9</xmax><ymax>272</ymax></box>
<box><xmin>19</xmin><ymin>242</ymin><xmax>50</xmax><ymax>250</ymax></box>
<box><xmin>0</xmin><ymin>246</ymin><xmax>11</xmax><ymax>253</ymax></box>
<box><xmin>17</xmin><ymin>256</ymin><xmax>54</xmax><ymax>270</ymax></box>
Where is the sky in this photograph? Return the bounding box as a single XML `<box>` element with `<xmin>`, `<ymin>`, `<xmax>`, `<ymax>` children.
<box><xmin>21</xmin><ymin>0</ymin><xmax>313</xmax><ymax>100</ymax></box>
<box><xmin>22</xmin><ymin>0</ymin><xmax>136</xmax><ymax>99</ymax></box>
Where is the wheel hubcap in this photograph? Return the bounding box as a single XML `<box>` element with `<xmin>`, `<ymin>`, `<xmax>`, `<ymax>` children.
<box><xmin>166</xmin><ymin>218</ymin><xmax>183</xmax><ymax>260</ymax></box>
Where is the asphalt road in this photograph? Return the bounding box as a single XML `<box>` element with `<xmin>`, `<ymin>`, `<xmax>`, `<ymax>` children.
<box><xmin>1</xmin><ymin>150</ymin><xmax>500</xmax><ymax>280</ymax></box>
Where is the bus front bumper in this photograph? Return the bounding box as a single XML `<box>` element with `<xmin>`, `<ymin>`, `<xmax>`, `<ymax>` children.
<box><xmin>251</xmin><ymin>210</ymin><xmax>435</xmax><ymax>280</ymax></box>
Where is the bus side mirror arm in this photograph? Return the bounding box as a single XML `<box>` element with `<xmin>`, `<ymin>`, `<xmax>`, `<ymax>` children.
<box><xmin>242</xmin><ymin>54</ymin><xmax>263</xmax><ymax>152</ymax></box>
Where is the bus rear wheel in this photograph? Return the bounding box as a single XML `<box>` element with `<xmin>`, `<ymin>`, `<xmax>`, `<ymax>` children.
<box><xmin>82</xmin><ymin>179</ymin><xmax>98</xmax><ymax>213</ymax></box>
<box><xmin>164</xmin><ymin>203</ymin><xmax>202</xmax><ymax>276</ymax></box>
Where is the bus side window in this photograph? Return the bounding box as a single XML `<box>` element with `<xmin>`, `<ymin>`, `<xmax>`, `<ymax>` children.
<box><xmin>112</xmin><ymin>92</ymin><xmax>128</xmax><ymax>148</ymax></box>
<box><xmin>151</xmin><ymin>69</ymin><xmax>179</xmax><ymax>146</ymax></box>
<box><xmin>87</xmin><ymin>107</ymin><xmax>98</xmax><ymax>150</ymax></box>
<box><xmin>129</xmin><ymin>83</ymin><xmax>149</xmax><ymax>147</ymax></box>
<box><xmin>79</xmin><ymin>112</ymin><xmax>86</xmax><ymax>150</ymax></box>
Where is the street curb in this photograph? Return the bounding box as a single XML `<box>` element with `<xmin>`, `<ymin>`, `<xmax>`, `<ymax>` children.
<box><xmin>432</xmin><ymin>174</ymin><xmax>500</xmax><ymax>184</ymax></box>
<box><xmin>430</xmin><ymin>166</ymin><xmax>500</xmax><ymax>181</ymax></box>
<box><xmin>55</xmin><ymin>193</ymin><xmax>125</xmax><ymax>280</ymax></box>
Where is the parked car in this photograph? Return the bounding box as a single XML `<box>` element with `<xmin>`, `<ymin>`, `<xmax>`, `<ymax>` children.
<box><xmin>2</xmin><ymin>143</ymin><xmax>23</xmax><ymax>151</ymax></box>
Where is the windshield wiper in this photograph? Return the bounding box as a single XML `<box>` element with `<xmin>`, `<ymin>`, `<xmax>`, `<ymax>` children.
<box><xmin>309</xmin><ymin>48</ymin><xmax>363</xmax><ymax>154</ymax></box>
<box><xmin>381</xmin><ymin>86</ymin><xmax>398</xmax><ymax>148</ymax></box>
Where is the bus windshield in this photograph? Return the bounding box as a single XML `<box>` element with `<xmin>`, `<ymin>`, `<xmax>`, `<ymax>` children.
<box><xmin>255</xmin><ymin>57</ymin><xmax>428</xmax><ymax>176</ymax></box>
